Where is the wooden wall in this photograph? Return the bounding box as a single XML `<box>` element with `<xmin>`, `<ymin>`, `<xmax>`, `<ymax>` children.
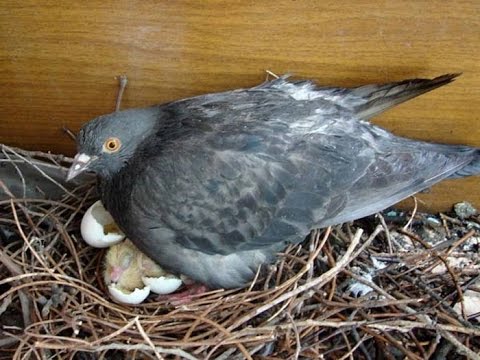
<box><xmin>0</xmin><ymin>1</ymin><xmax>479</xmax><ymax>211</ymax></box>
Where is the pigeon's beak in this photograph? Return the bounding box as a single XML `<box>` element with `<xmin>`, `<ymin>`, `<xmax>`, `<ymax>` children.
<box><xmin>67</xmin><ymin>153</ymin><xmax>97</xmax><ymax>181</ymax></box>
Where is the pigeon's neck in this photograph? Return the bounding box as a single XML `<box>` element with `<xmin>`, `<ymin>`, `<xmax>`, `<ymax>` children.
<box><xmin>97</xmin><ymin>171</ymin><xmax>134</xmax><ymax>225</ymax></box>
<box><xmin>97</xmin><ymin>175</ymin><xmax>113</xmax><ymax>204</ymax></box>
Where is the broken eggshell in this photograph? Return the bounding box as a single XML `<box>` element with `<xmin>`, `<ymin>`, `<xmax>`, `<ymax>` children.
<box><xmin>108</xmin><ymin>284</ymin><xmax>151</xmax><ymax>305</ymax></box>
<box><xmin>142</xmin><ymin>275</ymin><xmax>183</xmax><ymax>295</ymax></box>
<box><xmin>81</xmin><ymin>200</ymin><xmax>125</xmax><ymax>248</ymax></box>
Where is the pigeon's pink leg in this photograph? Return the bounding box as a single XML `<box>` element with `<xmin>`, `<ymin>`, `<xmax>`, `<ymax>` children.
<box><xmin>155</xmin><ymin>283</ymin><xmax>209</xmax><ymax>304</ymax></box>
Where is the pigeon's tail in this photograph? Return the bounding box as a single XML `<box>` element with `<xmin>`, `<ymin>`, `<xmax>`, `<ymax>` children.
<box><xmin>353</xmin><ymin>73</ymin><xmax>461</xmax><ymax>120</ymax></box>
<box><xmin>449</xmin><ymin>149</ymin><xmax>480</xmax><ymax>179</ymax></box>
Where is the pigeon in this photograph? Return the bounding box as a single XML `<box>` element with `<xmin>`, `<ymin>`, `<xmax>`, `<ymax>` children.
<box><xmin>68</xmin><ymin>74</ymin><xmax>479</xmax><ymax>289</ymax></box>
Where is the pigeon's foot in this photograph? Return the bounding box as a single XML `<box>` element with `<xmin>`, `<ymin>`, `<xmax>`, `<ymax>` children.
<box><xmin>155</xmin><ymin>283</ymin><xmax>209</xmax><ymax>305</ymax></box>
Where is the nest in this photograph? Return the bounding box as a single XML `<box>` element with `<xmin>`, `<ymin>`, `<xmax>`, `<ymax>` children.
<box><xmin>1</xmin><ymin>145</ymin><xmax>479</xmax><ymax>360</ymax></box>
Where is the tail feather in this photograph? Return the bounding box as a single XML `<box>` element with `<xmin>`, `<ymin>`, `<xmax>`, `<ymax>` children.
<box><xmin>449</xmin><ymin>149</ymin><xmax>480</xmax><ymax>178</ymax></box>
<box><xmin>353</xmin><ymin>73</ymin><xmax>461</xmax><ymax>120</ymax></box>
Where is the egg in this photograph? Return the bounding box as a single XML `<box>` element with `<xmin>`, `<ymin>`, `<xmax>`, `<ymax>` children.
<box><xmin>142</xmin><ymin>275</ymin><xmax>183</xmax><ymax>295</ymax></box>
<box><xmin>108</xmin><ymin>284</ymin><xmax>151</xmax><ymax>304</ymax></box>
<box><xmin>81</xmin><ymin>200</ymin><xmax>125</xmax><ymax>248</ymax></box>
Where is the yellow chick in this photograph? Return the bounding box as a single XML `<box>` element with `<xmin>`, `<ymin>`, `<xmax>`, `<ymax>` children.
<box><xmin>104</xmin><ymin>239</ymin><xmax>164</xmax><ymax>292</ymax></box>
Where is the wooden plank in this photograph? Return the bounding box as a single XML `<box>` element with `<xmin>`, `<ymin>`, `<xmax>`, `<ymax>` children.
<box><xmin>0</xmin><ymin>0</ymin><xmax>478</xmax><ymax>211</ymax></box>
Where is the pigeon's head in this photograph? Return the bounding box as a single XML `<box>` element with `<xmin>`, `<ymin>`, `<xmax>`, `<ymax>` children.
<box><xmin>67</xmin><ymin>108</ymin><xmax>159</xmax><ymax>181</ymax></box>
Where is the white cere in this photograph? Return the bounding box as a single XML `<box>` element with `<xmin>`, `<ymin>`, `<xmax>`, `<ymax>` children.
<box><xmin>81</xmin><ymin>200</ymin><xmax>125</xmax><ymax>248</ymax></box>
<box><xmin>77</xmin><ymin>153</ymin><xmax>91</xmax><ymax>163</ymax></box>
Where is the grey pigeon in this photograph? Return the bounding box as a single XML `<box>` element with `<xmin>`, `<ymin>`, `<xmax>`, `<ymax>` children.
<box><xmin>67</xmin><ymin>74</ymin><xmax>479</xmax><ymax>289</ymax></box>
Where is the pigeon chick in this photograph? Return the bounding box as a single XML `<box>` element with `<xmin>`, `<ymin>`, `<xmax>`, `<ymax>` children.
<box><xmin>105</xmin><ymin>239</ymin><xmax>186</xmax><ymax>302</ymax></box>
<box><xmin>103</xmin><ymin>239</ymin><xmax>147</xmax><ymax>292</ymax></box>
<box><xmin>70</xmin><ymin>74</ymin><xmax>480</xmax><ymax>289</ymax></box>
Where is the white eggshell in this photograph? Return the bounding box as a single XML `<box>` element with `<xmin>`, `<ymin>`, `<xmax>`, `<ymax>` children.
<box><xmin>108</xmin><ymin>284</ymin><xmax>151</xmax><ymax>304</ymax></box>
<box><xmin>142</xmin><ymin>276</ymin><xmax>183</xmax><ymax>295</ymax></box>
<box><xmin>81</xmin><ymin>200</ymin><xmax>125</xmax><ymax>248</ymax></box>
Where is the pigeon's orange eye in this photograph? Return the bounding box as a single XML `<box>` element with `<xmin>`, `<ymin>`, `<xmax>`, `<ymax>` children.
<box><xmin>103</xmin><ymin>137</ymin><xmax>121</xmax><ymax>153</ymax></box>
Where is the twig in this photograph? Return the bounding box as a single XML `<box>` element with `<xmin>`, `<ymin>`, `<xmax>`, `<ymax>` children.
<box><xmin>338</xmin><ymin>334</ymin><xmax>368</xmax><ymax>360</ymax></box>
<box><xmin>377</xmin><ymin>213</ymin><xmax>393</xmax><ymax>253</ymax></box>
<box><xmin>2</xmin><ymin>147</ymin><xmax>27</xmax><ymax>198</ymax></box>
<box><xmin>265</xmin><ymin>70</ymin><xmax>280</xmax><ymax>80</ymax></box>
<box><xmin>62</xmin><ymin>126</ymin><xmax>77</xmax><ymax>141</ymax></box>
<box><xmin>2</xmin><ymin>145</ymin><xmax>79</xmax><ymax>199</ymax></box>
<box><xmin>286</xmin><ymin>312</ymin><xmax>302</xmax><ymax>360</ymax></box>
<box><xmin>403</xmin><ymin>196</ymin><xmax>418</xmax><ymax>230</ymax></box>
<box><xmin>134</xmin><ymin>317</ymin><xmax>164</xmax><ymax>360</ymax></box>
<box><xmin>0</xmin><ymin>247</ymin><xmax>32</xmax><ymax>327</ymax></box>
<box><xmin>115</xmin><ymin>74</ymin><xmax>128</xmax><ymax>112</ymax></box>
<box><xmin>33</xmin><ymin>342</ymin><xmax>199</xmax><ymax>360</ymax></box>
<box><xmin>438</xmin><ymin>330</ymin><xmax>480</xmax><ymax>360</ymax></box>
<box><xmin>249</xmin><ymin>319</ymin><xmax>480</xmax><ymax>337</ymax></box>
<box><xmin>228</xmin><ymin>228</ymin><xmax>364</xmax><ymax>331</ymax></box>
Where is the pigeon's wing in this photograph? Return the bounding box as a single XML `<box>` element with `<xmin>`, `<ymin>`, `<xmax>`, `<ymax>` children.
<box><xmin>300</xmin><ymin>129</ymin><xmax>478</xmax><ymax>227</ymax></box>
<box><xmin>125</xmin><ymin>90</ymin><xmax>477</xmax><ymax>256</ymax></box>
<box><xmin>348</xmin><ymin>73</ymin><xmax>460</xmax><ymax>120</ymax></box>
<box><xmin>127</xmin><ymin>128</ymin><xmax>305</xmax><ymax>256</ymax></box>
<box><xmin>248</xmin><ymin>124</ymin><xmax>477</xmax><ymax>235</ymax></box>
<box><xmin>123</xmin><ymin>86</ymin><xmax>356</xmax><ymax>255</ymax></box>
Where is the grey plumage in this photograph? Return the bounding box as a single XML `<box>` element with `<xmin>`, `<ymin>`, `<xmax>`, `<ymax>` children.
<box><xmin>68</xmin><ymin>74</ymin><xmax>479</xmax><ymax>289</ymax></box>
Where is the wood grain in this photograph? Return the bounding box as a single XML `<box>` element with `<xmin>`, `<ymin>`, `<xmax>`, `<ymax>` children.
<box><xmin>0</xmin><ymin>0</ymin><xmax>479</xmax><ymax>211</ymax></box>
